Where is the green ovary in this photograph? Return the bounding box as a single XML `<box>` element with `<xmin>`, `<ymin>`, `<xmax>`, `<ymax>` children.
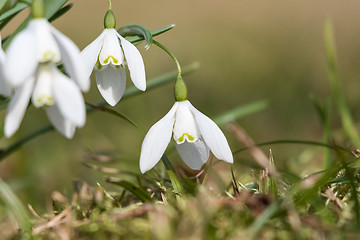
<box><xmin>103</xmin><ymin>55</ymin><xmax>119</xmax><ymax>64</ymax></box>
<box><xmin>178</xmin><ymin>133</ymin><xmax>195</xmax><ymax>142</ymax></box>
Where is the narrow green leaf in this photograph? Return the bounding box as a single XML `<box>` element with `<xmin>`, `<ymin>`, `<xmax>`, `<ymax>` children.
<box><xmin>0</xmin><ymin>0</ymin><xmax>21</xmax><ymax>15</ymax></box>
<box><xmin>106</xmin><ymin>177</ymin><xmax>153</xmax><ymax>203</ymax></box>
<box><xmin>213</xmin><ymin>100</ymin><xmax>268</xmax><ymax>125</ymax></box>
<box><xmin>127</xmin><ymin>24</ymin><xmax>176</xmax><ymax>44</ymax></box>
<box><xmin>85</xmin><ymin>102</ymin><xmax>145</xmax><ymax>135</ymax></box>
<box><xmin>269</xmin><ymin>150</ymin><xmax>278</xmax><ymax>198</ymax></box>
<box><xmin>324</xmin><ymin>19</ymin><xmax>360</xmax><ymax>147</ymax></box>
<box><xmin>161</xmin><ymin>154</ymin><xmax>183</xmax><ymax>197</ymax></box>
<box><xmin>0</xmin><ymin>1</ymin><xmax>29</xmax><ymax>22</ymax></box>
<box><xmin>48</xmin><ymin>3</ymin><xmax>73</xmax><ymax>22</ymax></box>
<box><xmin>118</xmin><ymin>24</ymin><xmax>153</xmax><ymax>49</ymax></box>
<box><xmin>0</xmin><ymin>178</ymin><xmax>32</xmax><ymax>232</ymax></box>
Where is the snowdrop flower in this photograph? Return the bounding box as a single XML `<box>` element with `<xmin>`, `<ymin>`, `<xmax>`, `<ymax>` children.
<box><xmin>81</xmin><ymin>9</ymin><xmax>146</xmax><ymax>106</ymax></box>
<box><xmin>3</xmin><ymin>1</ymin><xmax>89</xmax><ymax>91</ymax></box>
<box><xmin>139</xmin><ymin>100</ymin><xmax>233</xmax><ymax>173</ymax></box>
<box><xmin>0</xmin><ymin>34</ymin><xmax>12</xmax><ymax>97</ymax></box>
<box><xmin>4</xmin><ymin>63</ymin><xmax>86</xmax><ymax>138</ymax></box>
<box><xmin>2</xmin><ymin>0</ymin><xmax>88</xmax><ymax>138</ymax></box>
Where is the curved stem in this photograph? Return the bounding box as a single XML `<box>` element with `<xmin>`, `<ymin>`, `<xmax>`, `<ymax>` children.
<box><xmin>107</xmin><ymin>0</ymin><xmax>112</xmax><ymax>9</ymax></box>
<box><xmin>153</xmin><ymin>40</ymin><xmax>182</xmax><ymax>78</ymax></box>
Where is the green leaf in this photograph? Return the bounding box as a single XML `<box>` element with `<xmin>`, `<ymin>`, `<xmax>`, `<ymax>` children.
<box><xmin>213</xmin><ymin>100</ymin><xmax>268</xmax><ymax>125</ymax></box>
<box><xmin>118</xmin><ymin>24</ymin><xmax>153</xmax><ymax>49</ymax></box>
<box><xmin>48</xmin><ymin>3</ymin><xmax>73</xmax><ymax>22</ymax></box>
<box><xmin>0</xmin><ymin>178</ymin><xmax>32</xmax><ymax>232</ymax></box>
<box><xmin>127</xmin><ymin>24</ymin><xmax>176</xmax><ymax>45</ymax></box>
<box><xmin>0</xmin><ymin>0</ymin><xmax>21</xmax><ymax>15</ymax></box>
<box><xmin>0</xmin><ymin>1</ymin><xmax>29</xmax><ymax>22</ymax></box>
<box><xmin>106</xmin><ymin>177</ymin><xmax>153</xmax><ymax>203</ymax></box>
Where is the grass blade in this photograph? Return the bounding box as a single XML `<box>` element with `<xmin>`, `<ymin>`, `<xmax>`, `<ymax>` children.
<box><xmin>0</xmin><ymin>178</ymin><xmax>32</xmax><ymax>232</ymax></box>
<box><xmin>106</xmin><ymin>177</ymin><xmax>153</xmax><ymax>203</ymax></box>
<box><xmin>324</xmin><ymin>19</ymin><xmax>360</xmax><ymax>147</ymax></box>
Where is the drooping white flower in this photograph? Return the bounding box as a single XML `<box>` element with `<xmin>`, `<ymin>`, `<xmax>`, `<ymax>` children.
<box><xmin>4</xmin><ymin>63</ymin><xmax>86</xmax><ymax>138</ymax></box>
<box><xmin>2</xmin><ymin>16</ymin><xmax>89</xmax><ymax>138</ymax></box>
<box><xmin>81</xmin><ymin>28</ymin><xmax>146</xmax><ymax>106</ymax></box>
<box><xmin>3</xmin><ymin>18</ymin><xmax>89</xmax><ymax>91</ymax></box>
<box><xmin>0</xmin><ymin>34</ymin><xmax>12</xmax><ymax>97</ymax></box>
<box><xmin>139</xmin><ymin>100</ymin><xmax>233</xmax><ymax>173</ymax></box>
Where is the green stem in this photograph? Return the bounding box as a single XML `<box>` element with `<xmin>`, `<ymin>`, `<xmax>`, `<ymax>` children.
<box><xmin>107</xmin><ymin>0</ymin><xmax>112</xmax><ymax>9</ymax></box>
<box><xmin>153</xmin><ymin>40</ymin><xmax>182</xmax><ymax>78</ymax></box>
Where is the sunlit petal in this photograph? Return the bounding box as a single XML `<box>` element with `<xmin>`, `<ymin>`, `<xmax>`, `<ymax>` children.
<box><xmin>4</xmin><ymin>78</ymin><xmax>35</xmax><ymax>137</ymax></box>
<box><xmin>81</xmin><ymin>30</ymin><xmax>105</xmax><ymax>78</ymax></box>
<box><xmin>99</xmin><ymin>29</ymin><xmax>124</xmax><ymax>67</ymax></box>
<box><xmin>186</xmin><ymin>101</ymin><xmax>233</xmax><ymax>164</ymax></box>
<box><xmin>4</xmin><ymin>27</ymin><xmax>37</xmax><ymax>87</ymax></box>
<box><xmin>173</xmin><ymin>101</ymin><xmax>201</xmax><ymax>144</ymax></box>
<box><xmin>52</xmin><ymin>68</ymin><xmax>86</xmax><ymax>127</ymax></box>
<box><xmin>175</xmin><ymin>140</ymin><xmax>210</xmax><ymax>170</ymax></box>
<box><xmin>118</xmin><ymin>34</ymin><xmax>146</xmax><ymax>91</ymax></box>
<box><xmin>50</xmin><ymin>25</ymin><xmax>89</xmax><ymax>91</ymax></box>
<box><xmin>46</xmin><ymin>104</ymin><xmax>76</xmax><ymax>139</ymax></box>
<box><xmin>140</xmin><ymin>102</ymin><xmax>178</xmax><ymax>173</ymax></box>
<box><xmin>95</xmin><ymin>66</ymin><xmax>126</xmax><ymax>106</ymax></box>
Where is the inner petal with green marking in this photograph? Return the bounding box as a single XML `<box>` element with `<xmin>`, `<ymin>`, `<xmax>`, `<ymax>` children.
<box><xmin>103</xmin><ymin>55</ymin><xmax>119</xmax><ymax>64</ymax></box>
<box><xmin>178</xmin><ymin>133</ymin><xmax>195</xmax><ymax>143</ymax></box>
<box><xmin>40</xmin><ymin>50</ymin><xmax>58</xmax><ymax>63</ymax></box>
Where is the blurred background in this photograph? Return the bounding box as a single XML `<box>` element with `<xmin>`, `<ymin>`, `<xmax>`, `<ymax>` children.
<box><xmin>1</xmin><ymin>0</ymin><xmax>360</xmax><ymax>211</ymax></box>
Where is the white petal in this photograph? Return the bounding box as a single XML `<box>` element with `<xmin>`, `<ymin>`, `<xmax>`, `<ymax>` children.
<box><xmin>0</xmin><ymin>35</ymin><xmax>12</xmax><ymax>97</ymax></box>
<box><xmin>52</xmin><ymin>70</ymin><xmax>86</xmax><ymax>127</ymax></box>
<box><xmin>4</xmin><ymin>26</ymin><xmax>38</xmax><ymax>87</ymax></box>
<box><xmin>118</xmin><ymin>34</ymin><xmax>146</xmax><ymax>91</ymax></box>
<box><xmin>173</xmin><ymin>101</ymin><xmax>201</xmax><ymax>144</ymax></box>
<box><xmin>95</xmin><ymin>66</ymin><xmax>126</xmax><ymax>106</ymax></box>
<box><xmin>50</xmin><ymin>25</ymin><xmax>89</xmax><ymax>92</ymax></box>
<box><xmin>139</xmin><ymin>102</ymin><xmax>178</xmax><ymax>173</ymax></box>
<box><xmin>99</xmin><ymin>29</ymin><xmax>124</xmax><ymax>67</ymax></box>
<box><xmin>4</xmin><ymin>78</ymin><xmax>35</xmax><ymax>137</ymax></box>
<box><xmin>46</xmin><ymin>105</ymin><xmax>76</xmax><ymax>139</ymax></box>
<box><xmin>80</xmin><ymin>30</ymin><xmax>105</xmax><ymax>78</ymax></box>
<box><xmin>175</xmin><ymin>140</ymin><xmax>210</xmax><ymax>170</ymax></box>
<box><xmin>186</xmin><ymin>101</ymin><xmax>233</xmax><ymax>164</ymax></box>
<box><xmin>30</xmin><ymin>19</ymin><xmax>61</xmax><ymax>63</ymax></box>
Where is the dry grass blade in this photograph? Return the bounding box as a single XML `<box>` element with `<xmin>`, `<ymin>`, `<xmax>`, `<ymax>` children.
<box><xmin>228</xmin><ymin>123</ymin><xmax>279</xmax><ymax>177</ymax></box>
